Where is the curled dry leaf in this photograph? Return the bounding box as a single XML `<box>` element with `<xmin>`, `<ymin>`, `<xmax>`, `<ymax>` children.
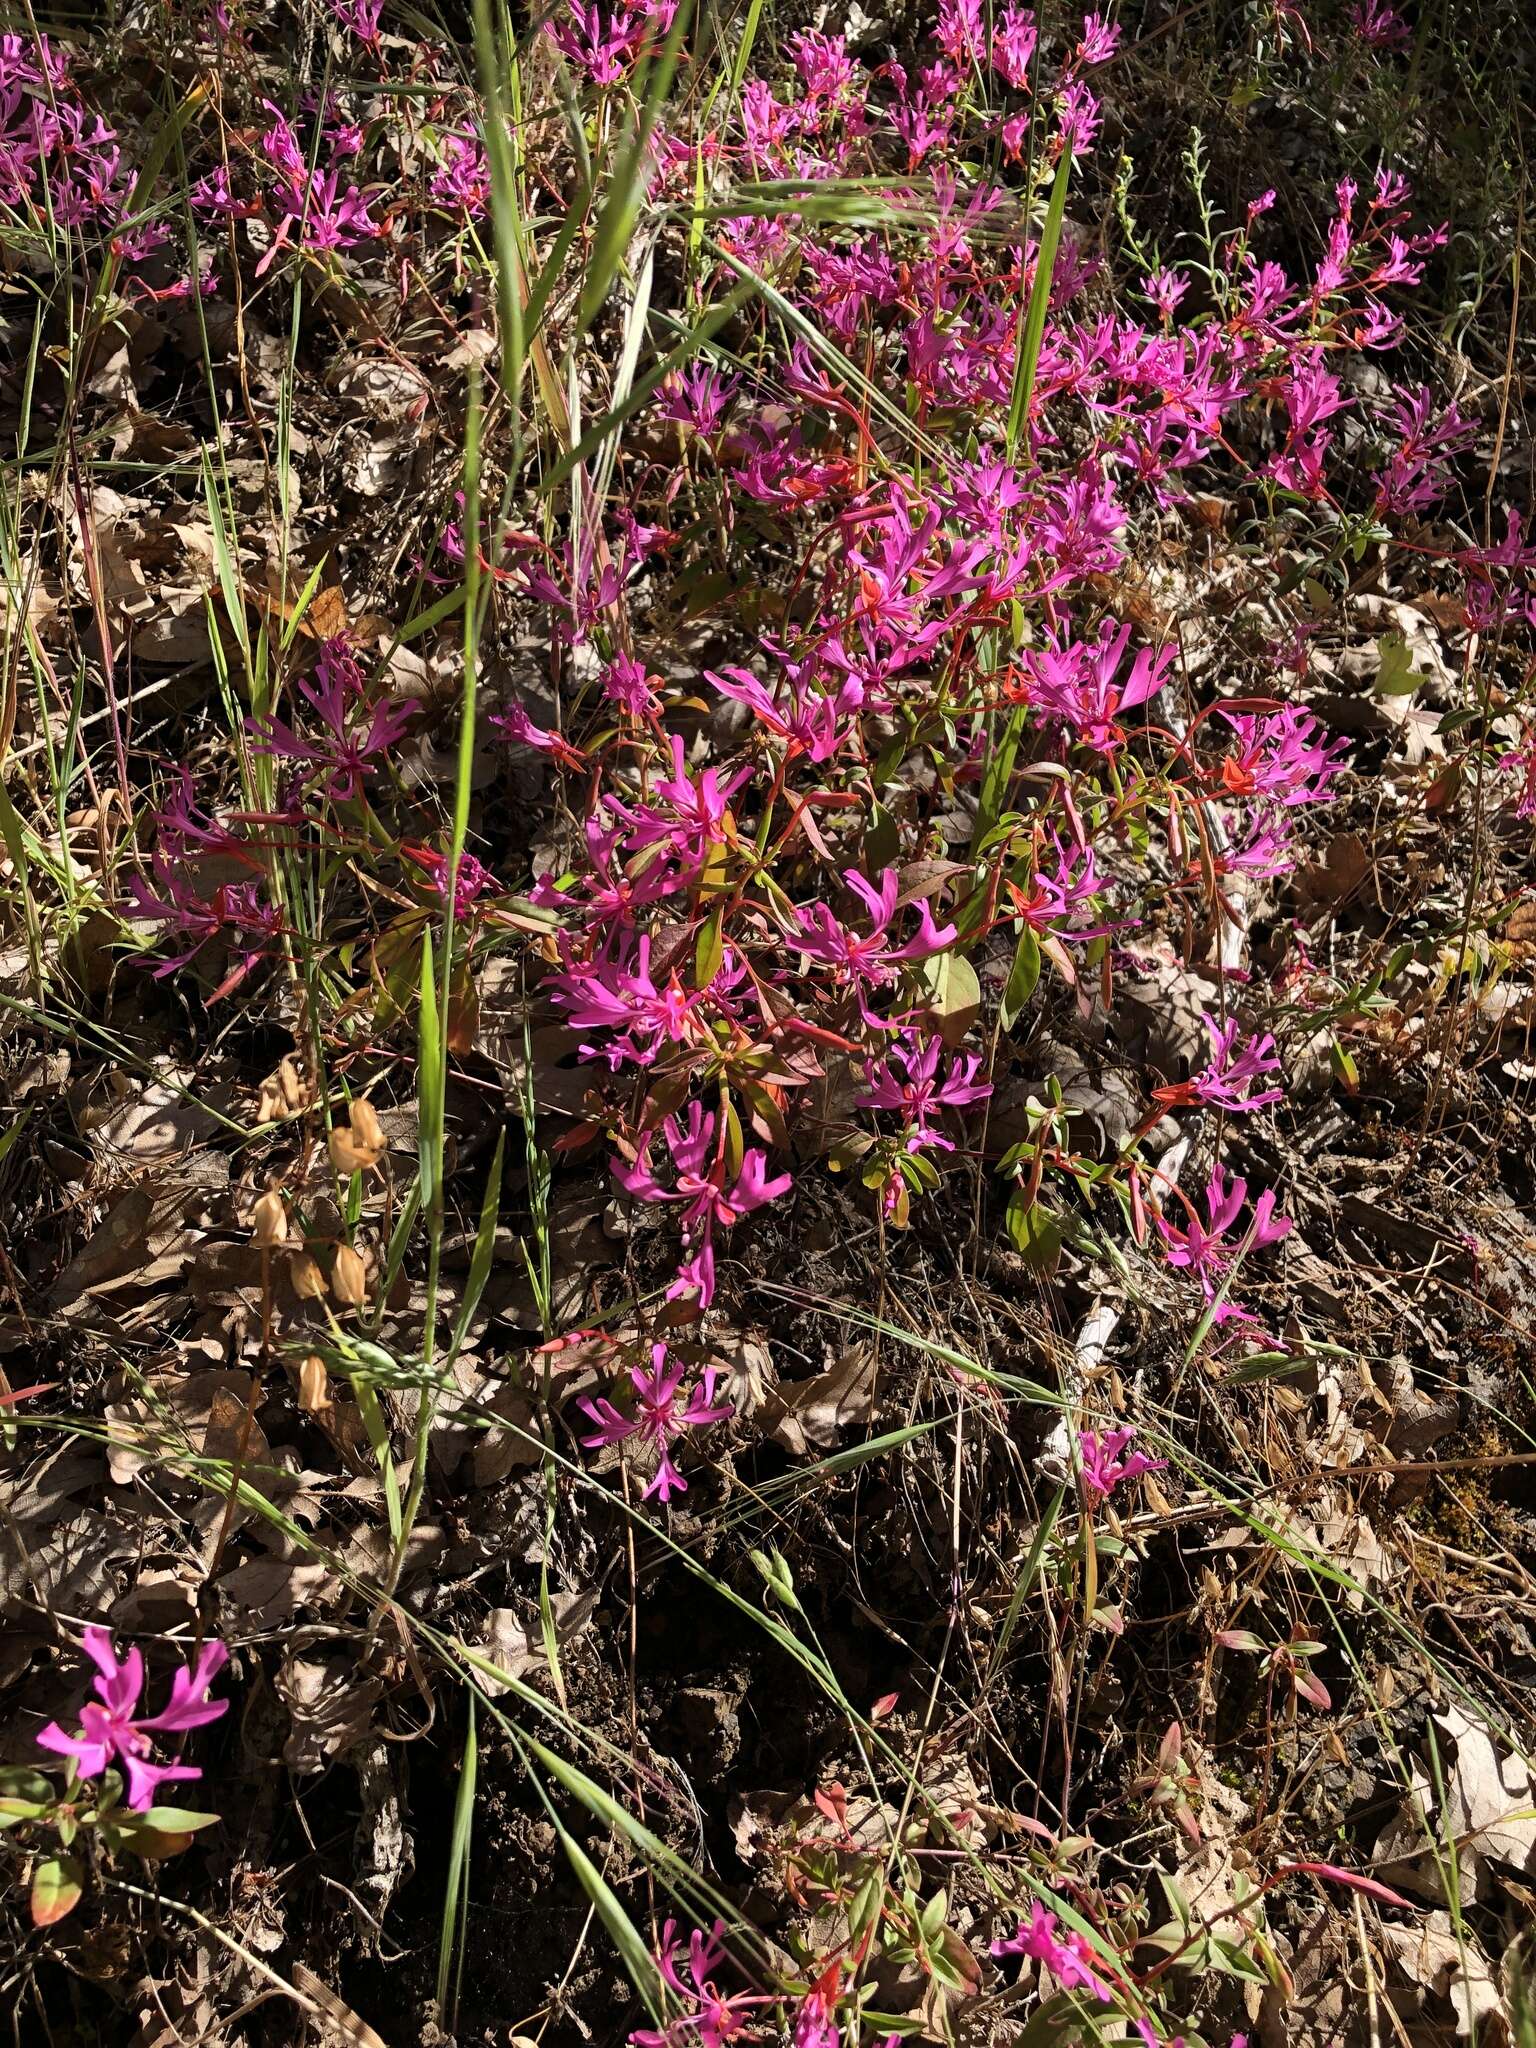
<box><xmin>275</xmin><ymin>1644</ymin><xmax>385</xmax><ymax>1772</ymax></box>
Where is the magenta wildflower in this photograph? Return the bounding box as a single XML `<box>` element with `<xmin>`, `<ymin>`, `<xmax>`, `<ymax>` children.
<box><xmin>247</xmin><ymin>646</ymin><xmax>412</xmax><ymax>800</ymax></box>
<box><xmin>992</xmin><ymin>1901</ymin><xmax>1112</xmax><ymax>2002</ymax></box>
<box><xmin>705</xmin><ymin>663</ymin><xmax>859</xmax><ymax>764</ymax></box>
<box><xmin>793</xmin><ymin>868</ymin><xmax>957</xmax><ymax>1005</ymax></box>
<box><xmin>126</xmin><ymin>862</ymin><xmax>283</xmax><ymax>991</ymax></box>
<box><xmin>578</xmin><ymin>1344</ymin><xmax>733</xmax><ymax>1502</ymax></box>
<box><xmin>630</xmin><ymin>1921</ymin><xmax>768</xmax><ymax>2048</ymax></box>
<box><xmin>1019</xmin><ymin>621</ymin><xmax>1175</xmax><ymax>753</ymax></box>
<box><xmin>612</xmin><ymin>1102</ymin><xmax>791</xmax><ymax>1309</ymax></box>
<box><xmin>1188</xmin><ymin>1013</ymin><xmax>1286</xmax><ymax>1113</ymax></box>
<box><xmin>1215</xmin><ymin>707</ymin><xmax>1348</xmax><ymax>807</ymax></box>
<box><xmin>330</xmin><ymin>0</ymin><xmax>384</xmax><ymax>47</ymax></box>
<box><xmin>1156</xmin><ymin>1166</ymin><xmax>1291</xmax><ymax>1317</ymax></box>
<box><xmin>1077</xmin><ymin>1425</ymin><xmax>1167</xmax><ymax>1500</ymax></box>
<box><xmin>431</xmin><ymin>131</ymin><xmax>489</xmax><ymax>214</ymax></box>
<box><xmin>601</xmin><ymin>652</ymin><xmax>661</xmax><ymax>718</ymax></box>
<box><xmin>858</xmin><ymin>1030</ymin><xmax>992</xmax><ymax>1153</ymax></box>
<box><xmin>38</xmin><ymin>1627</ymin><xmax>229</xmax><ymax>1811</ymax></box>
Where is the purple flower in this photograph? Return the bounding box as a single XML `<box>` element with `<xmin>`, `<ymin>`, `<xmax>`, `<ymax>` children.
<box><xmin>858</xmin><ymin>1030</ymin><xmax>992</xmax><ymax>1153</ymax></box>
<box><xmin>247</xmin><ymin>645</ymin><xmax>412</xmax><ymax>800</ymax></box>
<box><xmin>1216</xmin><ymin>707</ymin><xmax>1348</xmax><ymax>807</ymax></box>
<box><xmin>578</xmin><ymin>1344</ymin><xmax>733</xmax><ymax>1502</ymax></box>
<box><xmin>1157</xmin><ymin>1166</ymin><xmax>1291</xmax><ymax>1319</ymax></box>
<box><xmin>38</xmin><ymin>1627</ymin><xmax>228</xmax><ymax>1811</ymax></box>
<box><xmin>630</xmin><ymin>1918</ymin><xmax>768</xmax><ymax>2046</ymax></box>
<box><xmin>330</xmin><ymin>0</ymin><xmax>383</xmax><ymax>46</ymax></box>
<box><xmin>1019</xmin><ymin>621</ymin><xmax>1175</xmax><ymax>754</ymax></box>
<box><xmin>1077</xmin><ymin>1424</ymin><xmax>1166</xmax><ymax>1500</ymax></box>
<box><xmin>705</xmin><ymin>663</ymin><xmax>858</xmax><ymax>764</ymax></box>
<box><xmin>793</xmin><ymin>868</ymin><xmax>957</xmax><ymax>1003</ymax></box>
<box><xmin>992</xmin><ymin>1899</ymin><xmax>1112</xmax><ymax>2001</ymax></box>
<box><xmin>1189</xmin><ymin>1013</ymin><xmax>1285</xmax><ymax>1114</ymax></box>
<box><xmin>601</xmin><ymin>652</ymin><xmax>661</xmax><ymax>718</ymax></box>
<box><xmin>611</xmin><ymin>1103</ymin><xmax>792</xmax><ymax>1309</ymax></box>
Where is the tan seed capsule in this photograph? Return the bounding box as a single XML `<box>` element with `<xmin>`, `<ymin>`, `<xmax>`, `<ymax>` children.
<box><xmin>252</xmin><ymin>1191</ymin><xmax>289</xmax><ymax>1247</ymax></box>
<box><xmin>328</xmin><ymin>1125</ymin><xmax>366</xmax><ymax>1175</ymax></box>
<box><xmin>298</xmin><ymin>1354</ymin><xmax>332</xmax><ymax>1416</ymax></box>
<box><xmin>331</xmin><ymin>1243</ymin><xmax>368</xmax><ymax>1305</ymax></box>
<box><xmin>291</xmin><ymin>1252</ymin><xmax>328</xmax><ymax>1300</ymax></box>
<box><xmin>349</xmin><ymin>1098</ymin><xmax>386</xmax><ymax>1155</ymax></box>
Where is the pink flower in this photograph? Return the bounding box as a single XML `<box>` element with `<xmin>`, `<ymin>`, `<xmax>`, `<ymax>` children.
<box><xmin>858</xmin><ymin>1031</ymin><xmax>992</xmax><ymax>1153</ymax></box>
<box><xmin>1156</xmin><ymin>1165</ymin><xmax>1291</xmax><ymax>1316</ymax></box>
<box><xmin>578</xmin><ymin>1345</ymin><xmax>733</xmax><ymax>1502</ymax></box>
<box><xmin>247</xmin><ymin>645</ymin><xmax>412</xmax><ymax>800</ymax></box>
<box><xmin>431</xmin><ymin>131</ymin><xmax>489</xmax><ymax>214</ymax></box>
<box><xmin>1215</xmin><ymin>707</ymin><xmax>1348</xmax><ymax>807</ymax></box>
<box><xmin>330</xmin><ymin>0</ymin><xmax>383</xmax><ymax>47</ymax></box>
<box><xmin>1078</xmin><ymin>1424</ymin><xmax>1166</xmax><ymax>1499</ymax></box>
<box><xmin>992</xmin><ymin>4</ymin><xmax>1038</xmax><ymax>85</ymax></box>
<box><xmin>705</xmin><ymin>663</ymin><xmax>858</xmax><ymax>764</ymax></box>
<box><xmin>601</xmin><ymin>652</ymin><xmax>661</xmax><ymax>718</ymax></box>
<box><xmin>992</xmin><ymin>1900</ymin><xmax>1112</xmax><ymax>2001</ymax></box>
<box><xmin>1188</xmin><ymin>1013</ymin><xmax>1285</xmax><ymax>1113</ymax></box>
<box><xmin>630</xmin><ymin>1917</ymin><xmax>767</xmax><ymax>2044</ymax></box>
<box><xmin>126</xmin><ymin>862</ymin><xmax>283</xmax><ymax>992</ymax></box>
<box><xmin>1349</xmin><ymin>0</ymin><xmax>1410</xmax><ymax>47</ymax></box>
<box><xmin>612</xmin><ymin>1103</ymin><xmax>791</xmax><ymax>1309</ymax></box>
<box><xmin>550</xmin><ymin>932</ymin><xmax>720</xmax><ymax>1067</ymax></box>
<box><xmin>38</xmin><ymin>1627</ymin><xmax>228</xmax><ymax>1811</ymax></box>
<box><xmin>793</xmin><ymin>868</ymin><xmax>957</xmax><ymax>1002</ymax></box>
<box><xmin>1019</xmin><ymin>621</ymin><xmax>1175</xmax><ymax>753</ymax></box>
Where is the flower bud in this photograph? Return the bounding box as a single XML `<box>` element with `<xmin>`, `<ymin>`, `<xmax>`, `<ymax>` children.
<box><xmin>331</xmin><ymin>1243</ymin><xmax>368</xmax><ymax>1305</ymax></box>
<box><xmin>252</xmin><ymin>1191</ymin><xmax>289</xmax><ymax>1247</ymax></box>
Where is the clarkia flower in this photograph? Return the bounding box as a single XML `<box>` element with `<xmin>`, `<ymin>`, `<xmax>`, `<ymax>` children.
<box><xmin>578</xmin><ymin>1344</ymin><xmax>733</xmax><ymax>1502</ymax></box>
<box><xmin>612</xmin><ymin>1102</ymin><xmax>792</xmax><ymax>1308</ymax></box>
<box><xmin>992</xmin><ymin>1900</ymin><xmax>1112</xmax><ymax>2001</ymax></box>
<box><xmin>1077</xmin><ymin>1425</ymin><xmax>1166</xmax><ymax>1499</ymax></box>
<box><xmin>38</xmin><ymin>1627</ymin><xmax>229</xmax><ymax>1811</ymax></box>
<box><xmin>1157</xmin><ymin>1165</ymin><xmax>1290</xmax><ymax>1318</ymax></box>
<box><xmin>1189</xmin><ymin>1013</ymin><xmax>1285</xmax><ymax>1113</ymax></box>
<box><xmin>793</xmin><ymin>868</ymin><xmax>957</xmax><ymax>1007</ymax></box>
<box><xmin>247</xmin><ymin>649</ymin><xmax>412</xmax><ymax>800</ymax></box>
<box><xmin>858</xmin><ymin>1030</ymin><xmax>992</xmax><ymax>1153</ymax></box>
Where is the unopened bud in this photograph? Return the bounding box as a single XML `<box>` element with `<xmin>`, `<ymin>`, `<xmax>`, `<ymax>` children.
<box><xmin>252</xmin><ymin>1191</ymin><xmax>289</xmax><ymax>1247</ymax></box>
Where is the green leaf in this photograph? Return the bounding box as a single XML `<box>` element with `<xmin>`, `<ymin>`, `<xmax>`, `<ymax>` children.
<box><xmin>1005</xmin><ymin>1193</ymin><xmax>1065</xmax><ymax>1270</ymax></box>
<box><xmin>919</xmin><ymin>950</ymin><xmax>981</xmax><ymax>1046</ymax></box>
<box><xmin>131</xmin><ymin>1806</ymin><xmax>221</xmax><ymax>1833</ymax></box>
<box><xmin>1372</xmin><ymin>630</ymin><xmax>1423</xmax><ymax>695</ymax></box>
<box><xmin>1000</xmin><ymin>925</ymin><xmax>1042</xmax><ymax>1031</ymax></box>
<box><xmin>1006</xmin><ymin>148</ymin><xmax>1072</xmax><ymax>457</ymax></box>
<box><xmin>695</xmin><ymin>903</ymin><xmax>725</xmax><ymax>989</ymax></box>
<box><xmin>30</xmin><ymin>1852</ymin><xmax>83</xmax><ymax>1927</ymax></box>
<box><xmin>436</xmin><ymin>1697</ymin><xmax>477</xmax><ymax>2025</ymax></box>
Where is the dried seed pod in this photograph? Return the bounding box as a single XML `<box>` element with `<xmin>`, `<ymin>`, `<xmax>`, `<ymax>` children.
<box><xmin>252</xmin><ymin>1191</ymin><xmax>289</xmax><ymax>1247</ymax></box>
<box><xmin>257</xmin><ymin>1055</ymin><xmax>307</xmax><ymax>1124</ymax></box>
<box><xmin>329</xmin><ymin>1097</ymin><xmax>386</xmax><ymax>1175</ymax></box>
<box><xmin>291</xmin><ymin>1252</ymin><xmax>328</xmax><ymax>1300</ymax></box>
<box><xmin>349</xmin><ymin>1098</ymin><xmax>386</xmax><ymax>1156</ymax></box>
<box><xmin>331</xmin><ymin>1243</ymin><xmax>368</xmax><ymax>1305</ymax></box>
<box><xmin>298</xmin><ymin>1354</ymin><xmax>333</xmax><ymax>1416</ymax></box>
